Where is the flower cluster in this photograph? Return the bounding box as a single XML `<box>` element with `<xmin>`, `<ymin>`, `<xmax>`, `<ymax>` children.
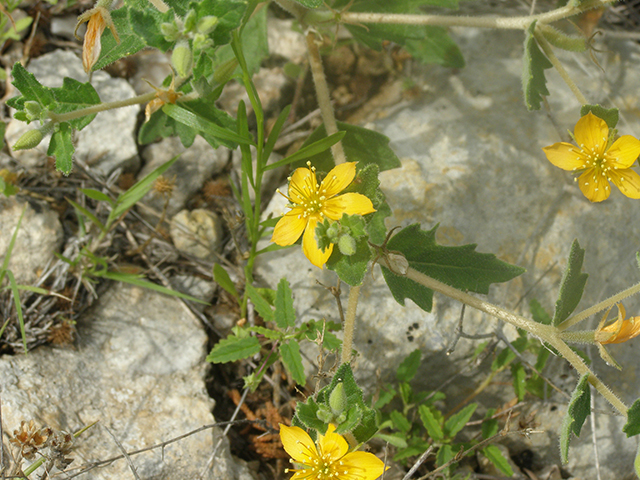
<box><xmin>542</xmin><ymin>112</ymin><xmax>640</xmax><ymax>202</ymax></box>
<box><xmin>279</xmin><ymin>423</ymin><xmax>386</xmax><ymax>480</ymax></box>
<box><xmin>271</xmin><ymin>162</ymin><xmax>375</xmax><ymax>268</ymax></box>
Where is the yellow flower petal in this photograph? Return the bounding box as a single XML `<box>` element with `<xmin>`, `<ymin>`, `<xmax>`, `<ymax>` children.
<box><xmin>337</xmin><ymin>192</ymin><xmax>376</xmax><ymax>216</ymax></box>
<box><xmin>578</xmin><ymin>169</ymin><xmax>610</xmax><ymax>202</ymax></box>
<box><xmin>288</xmin><ymin>166</ymin><xmax>318</xmax><ymax>204</ymax></box>
<box><xmin>542</xmin><ymin>143</ymin><xmax>585</xmax><ymax>171</ymax></box>
<box><xmin>609</xmin><ymin>169</ymin><xmax>640</xmax><ymax>199</ymax></box>
<box><xmin>607</xmin><ymin>135</ymin><xmax>640</xmax><ymax>169</ymax></box>
<box><xmin>317</xmin><ymin>424</ymin><xmax>349</xmax><ymax>460</ymax></box>
<box><xmin>339</xmin><ymin>451</ymin><xmax>388</xmax><ymax>480</ymax></box>
<box><xmin>574</xmin><ymin>112</ymin><xmax>608</xmax><ymax>156</ymax></box>
<box><xmin>272</xmin><ymin>210</ymin><xmax>307</xmax><ymax>246</ymax></box>
<box><xmin>279</xmin><ymin>424</ymin><xmax>318</xmax><ymax>464</ymax></box>
<box><xmin>302</xmin><ymin>218</ymin><xmax>332</xmax><ymax>268</ymax></box>
<box><xmin>321</xmin><ymin>162</ymin><xmax>357</xmax><ymax>197</ymax></box>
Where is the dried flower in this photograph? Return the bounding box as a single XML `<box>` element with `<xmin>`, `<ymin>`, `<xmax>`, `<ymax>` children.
<box><xmin>10</xmin><ymin>420</ymin><xmax>50</xmax><ymax>460</ymax></box>
<box><xmin>279</xmin><ymin>423</ymin><xmax>386</xmax><ymax>480</ymax></box>
<box><xmin>542</xmin><ymin>112</ymin><xmax>640</xmax><ymax>202</ymax></box>
<box><xmin>144</xmin><ymin>76</ymin><xmax>183</xmax><ymax>122</ymax></box>
<box><xmin>75</xmin><ymin>0</ymin><xmax>120</xmax><ymax>73</ymax></box>
<box><xmin>595</xmin><ymin>303</ymin><xmax>640</xmax><ymax>345</ymax></box>
<box><xmin>271</xmin><ymin>162</ymin><xmax>375</xmax><ymax>268</ymax></box>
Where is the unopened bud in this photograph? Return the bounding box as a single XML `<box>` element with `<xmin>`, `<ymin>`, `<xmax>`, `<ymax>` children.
<box><xmin>172</xmin><ymin>39</ymin><xmax>193</xmax><ymax>78</ymax></box>
<box><xmin>24</xmin><ymin>101</ymin><xmax>42</xmax><ymax>120</ymax></box>
<box><xmin>387</xmin><ymin>252</ymin><xmax>409</xmax><ymax>275</ymax></box>
<box><xmin>337</xmin><ymin>234</ymin><xmax>356</xmax><ymax>256</ymax></box>
<box><xmin>183</xmin><ymin>9</ymin><xmax>197</xmax><ymax>32</ymax></box>
<box><xmin>192</xmin><ymin>33</ymin><xmax>212</xmax><ymax>51</ymax></box>
<box><xmin>316</xmin><ymin>405</ymin><xmax>333</xmax><ymax>423</ymax></box>
<box><xmin>212</xmin><ymin>58</ymin><xmax>239</xmax><ymax>85</ymax></box>
<box><xmin>13</xmin><ymin>128</ymin><xmax>44</xmax><ymax>151</ymax></box>
<box><xmin>197</xmin><ymin>15</ymin><xmax>218</xmax><ymax>35</ymax></box>
<box><xmin>329</xmin><ymin>383</ymin><xmax>347</xmax><ymax>416</ymax></box>
<box><xmin>326</xmin><ymin>223</ymin><xmax>340</xmax><ymax>242</ymax></box>
<box><xmin>160</xmin><ymin>22</ymin><xmax>181</xmax><ymax>42</ymax></box>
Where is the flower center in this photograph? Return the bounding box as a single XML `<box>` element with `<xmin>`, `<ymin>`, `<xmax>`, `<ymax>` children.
<box><xmin>282</xmin><ymin>165</ymin><xmax>333</xmax><ymax>219</ymax></box>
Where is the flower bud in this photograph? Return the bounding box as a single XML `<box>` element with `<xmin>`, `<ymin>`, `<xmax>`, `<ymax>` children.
<box><xmin>316</xmin><ymin>405</ymin><xmax>333</xmax><ymax>423</ymax></box>
<box><xmin>326</xmin><ymin>223</ymin><xmax>340</xmax><ymax>242</ymax></box>
<box><xmin>13</xmin><ymin>128</ymin><xmax>44</xmax><ymax>151</ymax></box>
<box><xmin>192</xmin><ymin>33</ymin><xmax>212</xmax><ymax>52</ymax></box>
<box><xmin>160</xmin><ymin>22</ymin><xmax>181</xmax><ymax>42</ymax></box>
<box><xmin>329</xmin><ymin>383</ymin><xmax>347</xmax><ymax>416</ymax></box>
<box><xmin>337</xmin><ymin>234</ymin><xmax>356</xmax><ymax>256</ymax></box>
<box><xmin>197</xmin><ymin>15</ymin><xmax>218</xmax><ymax>35</ymax></box>
<box><xmin>387</xmin><ymin>252</ymin><xmax>408</xmax><ymax>275</ymax></box>
<box><xmin>212</xmin><ymin>57</ymin><xmax>239</xmax><ymax>85</ymax></box>
<box><xmin>24</xmin><ymin>101</ymin><xmax>42</xmax><ymax>120</ymax></box>
<box><xmin>183</xmin><ymin>9</ymin><xmax>197</xmax><ymax>32</ymax></box>
<box><xmin>171</xmin><ymin>39</ymin><xmax>193</xmax><ymax>78</ymax></box>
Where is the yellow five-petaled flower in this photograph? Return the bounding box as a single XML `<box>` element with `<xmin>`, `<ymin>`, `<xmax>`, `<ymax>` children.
<box><xmin>279</xmin><ymin>424</ymin><xmax>387</xmax><ymax>480</ymax></box>
<box><xmin>542</xmin><ymin>112</ymin><xmax>640</xmax><ymax>202</ymax></box>
<box><xmin>271</xmin><ymin>162</ymin><xmax>375</xmax><ymax>268</ymax></box>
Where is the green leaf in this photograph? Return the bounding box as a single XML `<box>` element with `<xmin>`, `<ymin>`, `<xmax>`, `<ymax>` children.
<box><xmin>326</xmin><ymin>237</ymin><xmax>371</xmax><ymax>286</ymax></box>
<box><xmin>50</xmin><ymin>77</ymin><xmax>101</xmax><ymax>130</ymax></box>
<box><xmin>294</xmin><ymin>396</ymin><xmax>326</xmax><ymax>434</ymax></box>
<box><xmin>390</xmin><ymin>410</ymin><xmax>411</xmax><ymax>434</ymax></box>
<box><xmin>127</xmin><ymin>6</ymin><xmax>173</xmax><ymax>52</ymax></box>
<box><xmin>80</xmin><ymin>188</ymin><xmax>114</xmax><ymax>205</ymax></box>
<box><xmin>48</xmin><ymin>123</ymin><xmax>74</xmax><ymax>175</ymax></box>
<box><xmin>444</xmin><ymin>403</ymin><xmax>477</xmax><ymax>438</ymax></box>
<box><xmin>529</xmin><ymin>298</ymin><xmax>552</xmax><ymax>325</ymax></box>
<box><xmin>374</xmin><ymin>386</ymin><xmax>396</xmax><ymax>409</ymax></box>
<box><xmin>419</xmin><ymin>404</ymin><xmax>444</xmax><ymax>442</ymax></box>
<box><xmin>279</xmin><ymin>340</ymin><xmax>306</xmax><ymax>385</ymax></box>
<box><xmin>624</xmin><ymin>399</ymin><xmax>640</xmax><ymax>437</ymax></box>
<box><xmin>6</xmin><ymin>270</ymin><xmax>27</xmax><ymax>353</ymax></box>
<box><xmin>264</xmin><ymin>132</ymin><xmax>346</xmax><ymax>171</ymax></box>
<box><xmin>66</xmin><ymin>198</ymin><xmax>107</xmax><ymax>233</ymax></box>
<box><xmin>552</xmin><ymin>239</ymin><xmax>588</xmax><ymax>326</ymax></box>
<box><xmin>580</xmin><ymin>104</ymin><xmax>619</xmax><ymax>129</ymax></box>
<box><xmin>275</xmin><ymin>278</ymin><xmax>296</xmax><ymax>329</ymax></box>
<box><xmin>293</xmin><ymin>0</ymin><xmax>323</xmax><ymax>7</ymax></box>
<box><xmin>213</xmin><ymin>263</ymin><xmax>238</xmax><ymax>298</ymax></box>
<box><xmin>382</xmin><ymin>224</ymin><xmax>525</xmax><ymax>312</ymax></box>
<box><xmin>559</xmin><ymin>373</ymin><xmax>591</xmax><ymax>464</ymax></box>
<box><xmin>481</xmin><ymin>412</ymin><xmax>499</xmax><ymax>439</ymax></box>
<box><xmin>206</xmin><ymin>334</ymin><xmax>261</xmax><ymax>363</ymax></box>
<box><xmin>375</xmin><ymin>433</ymin><xmax>408</xmax><ymax>449</ymax></box>
<box><xmin>482</xmin><ymin>445</ymin><xmax>513</xmax><ymax>476</ymax></box>
<box><xmin>522</xmin><ymin>21</ymin><xmax>553</xmax><ymax>111</ymax></box>
<box><xmin>396</xmin><ymin>349</ymin><xmax>422</xmax><ymax>382</ymax></box>
<box><xmin>108</xmin><ymin>155</ymin><xmax>180</xmax><ymax>223</ymax></box>
<box><xmin>245</xmin><ymin>283</ymin><xmax>275</xmax><ymax>322</ymax></box>
<box><xmin>93</xmin><ymin>6</ymin><xmax>148</xmax><ymax>71</ymax></box>
<box><xmin>511</xmin><ymin>362</ymin><xmax>526</xmax><ymax>401</ymax></box>
<box><xmin>294</xmin><ymin>122</ymin><xmax>401</xmax><ymax>173</ymax></box>
<box><xmin>403</xmin><ymin>29</ymin><xmax>465</xmax><ymax>68</ymax></box>
<box><xmin>247</xmin><ymin>325</ymin><xmax>283</xmax><ymax>340</ymax></box>
<box><xmin>436</xmin><ymin>444</ymin><xmax>454</xmax><ymax>467</ymax></box>
<box><xmin>163</xmin><ymin>103</ymin><xmax>250</xmax><ymax>146</ymax></box>
<box><xmin>8</xmin><ymin>62</ymin><xmax>55</xmax><ymax>110</ymax></box>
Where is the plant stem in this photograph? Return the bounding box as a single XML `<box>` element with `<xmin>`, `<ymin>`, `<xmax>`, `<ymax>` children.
<box><xmin>558</xmin><ymin>281</ymin><xmax>640</xmax><ymax>331</ymax></box>
<box><xmin>305</xmin><ymin>30</ymin><xmax>347</xmax><ymax>165</ymax></box>
<box><xmin>341</xmin><ymin>284</ymin><xmax>361</xmax><ymax>364</ymax></box>
<box><xmin>534</xmin><ymin>28</ymin><xmax>587</xmax><ymax>105</ymax></box>
<box><xmin>381</xmin><ymin>259</ymin><xmax>628</xmax><ymax>416</ymax></box>
<box><xmin>339</xmin><ymin>0</ymin><xmax>614</xmax><ymax>30</ymax></box>
<box><xmin>49</xmin><ymin>91</ymin><xmax>157</xmax><ymax>124</ymax></box>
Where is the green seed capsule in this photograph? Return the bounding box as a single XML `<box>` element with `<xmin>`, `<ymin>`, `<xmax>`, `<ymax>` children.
<box><xmin>171</xmin><ymin>39</ymin><xmax>193</xmax><ymax>78</ymax></box>
<box><xmin>13</xmin><ymin>128</ymin><xmax>44</xmax><ymax>151</ymax></box>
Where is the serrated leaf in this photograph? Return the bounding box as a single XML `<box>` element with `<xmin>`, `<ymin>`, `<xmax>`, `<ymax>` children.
<box><xmin>481</xmin><ymin>414</ymin><xmax>499</xmax><ymax>439</ymax></box>
<box><xmin>374</xmin><ymin>386</ymin><xmax>396</xmax><ymax>409</ymax></box>
<box><xmin>206</xmin><ymin>334</ymin><xmax>260</xmax><ymax>363</ymax></box>
<box><xmin>382</xmin><ymin>224</ymin><xmax>525</xmax><ymax>312</ymax></box>
<box><xmin>390</xmin><ymin>410</ymin><xmax>411</xmax><ymax>434</ymax></box>
<box><xmin>530</xmin><ymin>298</ymin><xmax>552</xmax><ymax>325</ymax></box>
<box><xmin>245</xmin><ymin>283</ymin><xmax>274</xmax><ymax>322</ymax></box>
<box><xmin>559</xmin><ymin>373</ymin><xmax>591</xmax><ymax>463</ymax></box>
<box><xmin>275</xmin><ymin>278</ymin><xmax>296</xmax><ymax>328</ymax></box>
<box><xmin>436</xmin><ymin>444</ymin><xmax>454</xmax><ymax>467</ymax></box>
<box><xmin>419</xmin><ymin>404</ymin><xmax>444</xmax><ymax>442</ymax></box>
<box><xmin>213</xmin><ymin>263</ymin><xmax>238</xmax><ymax>298</ymax></box>
<box><xmin>444</xmin><ymin>403</ymin><xmax>477</xmax><ymax>438</ymax></box>
<box><xmin>247</xmin><ymin>325</ymin><xmax>283</xmax><ymax>340</ymax></box>
<box><xmin>580</xmin><ymin>104</ymin><xmax>619</xmax><ymax>129</ymax></box>
<box><xmin>326</xmin><ymin>237</ymin><xmax>371</xmax><ymax>286</ymax></box>
<box><xmin>396</xmin><ymin>348</ymin><xmax>422</xmax><ymax>382</ymax></box>
<box><xmin>482</xmin><ymin>445</ymin><xmax>513</xmax><ymax>476</ymax></box>
<box><xmin>48</xmin><ymin>123</ymin><xmax>74</xmax><ymax>175</ymax></box>
<box><xmin>50</xmin><ymin>77</ymin><xmax>101</xmax><ymax>130</ymax></box>
<box><xmin>279</xmin><ymin>340</ymin><xmax>306</xmax><ymax>385</ymax></box>
<box><xmin>294</xmin><ymin>122</ymin><xmax>401</xmax><ymax>173</ymax></box>
<box><xmin>127</xmin><ymin>7</ymin><xmax>173</xmax><ymax>53</ymax></box>
<box><xmin>552</xmin><ymin>239</ymin><xmax>588</xmax><ymax>326</ymax></box>
<box><xmin>9</xmin><ymin>62</ymin><xmax>55</xmax><ymax>110</ymax></box>
<box><xmin>522</xmin><ymin>21</ymin><xmax>553</xmax><ymax>111</ymax></box>
<box><xmin>624</xmin><ymin>398</ymin><xmax>640</xmax><ymax>437</ymax></box>
<box><xmin>294</xmin><ymin>396</ymin><xmax>326</xmax><ymax>434</ymax></box>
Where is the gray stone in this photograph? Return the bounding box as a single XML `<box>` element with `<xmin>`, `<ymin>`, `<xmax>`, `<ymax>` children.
<box><xmin>140</xmin><ymin>135</ymin><xmax>229</xmax><ymax>217</ymax></box>
<box><xmin>170</xmin><ymin>209</ymin><xmax>224</xmax><ymax>261</ymax></box>
<box><xmin>6</xmin><ymin>50</ymin><xmax>139</xmax><ymax>175</ymax></box>
<box><xmin>0</xmin><ymin>283</ymin><xmax>253</xmax><ymax>480</ymax></box>
<box><xmin>255</xmin><ymin>27</ymin><xmax>640</xmax><ymax>477</ymax></box>
<box><xmin>0</xmin><ymin>197</ymin><xmax>63</xmax><ymax>285</ymax></box>
<box><xmin>267</xmin><ymin>17</ymin><xmax>307</xmax><ymax>64</ymax></box>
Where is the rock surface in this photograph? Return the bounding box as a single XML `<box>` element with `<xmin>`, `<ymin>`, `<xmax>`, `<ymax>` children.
<box><xmin>0</xmin><ymin>283</ymin><xmax>253</xmax><ymax>480</ymax></box>
<box><xmin>256</xmin><ymin>28</ymin><xmax>640</xmax><ymax>479</ymax></box>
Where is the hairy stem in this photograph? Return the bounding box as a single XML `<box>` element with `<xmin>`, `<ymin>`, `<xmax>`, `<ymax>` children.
<box><xmin>341</xmin><ymin>285</ymin><xmax>361</xmax><ymax>364</ymax></box>
<box><xmin>49</xmin><ymin>91</ymin><xmax>157</xmax><ymax>124</ymax></box>
<box><xmin>380</xmin><ymin>258</ymin><xmax>628</xmax><ymax>416</ymax></box>
<box><xmin>305</xmin><ymin>30</ymin><xmax>347</xmax><ymax>165</ymax></box>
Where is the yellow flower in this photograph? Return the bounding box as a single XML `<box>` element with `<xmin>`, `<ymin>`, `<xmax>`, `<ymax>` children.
<box><xmin>74</xmin><ymin>0</ymin><xmax>120</xmax><ymax>73</ymax></box>
<box><xmin>595</xmin><ymin>303</ymin><xmax>640</xmax><ymax>345</ymax></box>
<box><xmin>542</xmin><ymin>112</ymin><xmax>640</xmax><ymax>202</ymax></box>
<box><xmin>271</xmin><ymin>162</ymin><xmax>375</xmax><ymax>268</ymax></box>
<box><xmin>279</xmin><ymin>424</ymin><xmax>386</xmax><ymax>480</ymax></box>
